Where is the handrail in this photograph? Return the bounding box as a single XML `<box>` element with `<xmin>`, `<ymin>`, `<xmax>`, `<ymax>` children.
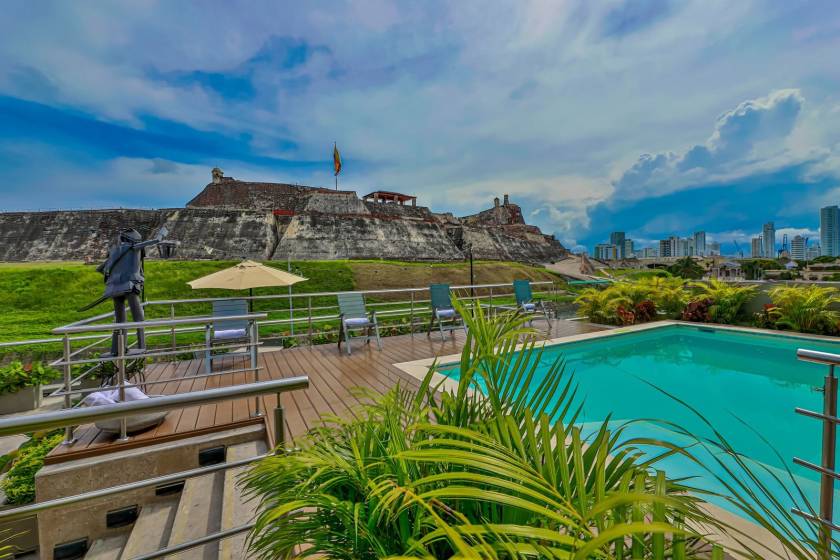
<box><xmin>143</xmin><ymin>280</ymin><xmax>554</xmax><ymax>307</ymax></box>
<box><xmin>793</xmin><ymin>348</ymin><xmax>838</xmax><ymax>560</ymax></box>
<box><xmin>797</xmin><ymin>348</ymin><xmax>840</xmax><ymax>366</ymax></box>
<box><xmin>0</xmin><ymin>452</ymin><xmax>271</xmax><ymax>522</ymax></box>
<box><xmin>53</xmin><ymin>312</ymin><xmax>268</xmax><ymax>334</ymax></box>
<box><xmin>0</xmin><ymin>378</ymin><xmax>307</xmax><ymax>437</ymax></box>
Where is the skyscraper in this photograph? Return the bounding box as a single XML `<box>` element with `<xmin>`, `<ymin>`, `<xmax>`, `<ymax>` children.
<box><xmin>762</xmin><ymin>222</ymin><xmax>775</xmax><ymax>259</ymax></box>
<box><xmin>751</xmin><ymin>237</ymin><xmax>763</xmax><ymax>258</ymax></box>
<box><xmin>594</xmin><ymin>243</ymin><xmax>618</xmax><ymax>261</ymax></box>
<box><xmin>790</xmin><ymin>235</ymin><xmax>806</xmax><ymax>260</ymax></box>
<box><xmin>693</xmin><ymin>231</ymin><xmax>706</xmax><ymax>257</ymax></box>
<box><xmin>821</xmin><ymin>206</ymin><xmax>839</xmax><ymax>257</ymax></box>
<box><xmin>659</xmin><ymin>239</ymin><xmax>672</xmax><ymax>258</ymax></box>
<box><xmin>624</xmin><ymin>239</ymin><xmax>634</xmax><ymax>258</ymax></box>
<box><xmin>610</xmin><ymin>232</ymin><xmax>626</xmax><ymax>259</ymax></box>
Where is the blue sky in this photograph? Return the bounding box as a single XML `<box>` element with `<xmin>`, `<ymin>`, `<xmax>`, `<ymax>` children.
<box><xmin>1</xmin><ymin>1</ymin><xmax>839</xmax><ymax>254</ymax></box>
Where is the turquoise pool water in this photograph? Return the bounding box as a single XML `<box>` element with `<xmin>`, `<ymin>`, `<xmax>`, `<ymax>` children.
<box><xmin>439</xmin><ymin>324</ymin><xmax>840</xmax><ymax>519</ymax></box>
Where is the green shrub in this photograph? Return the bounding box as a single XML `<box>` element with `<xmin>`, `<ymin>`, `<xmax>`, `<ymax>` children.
<box><xmin>688</xmin><ymin>279</ymin><xmax>757</xmax><ymax>324</ymax></box>
<box><xmin>768</xmin><ymin>285</ymin><xmax>840</xmax><ymax>334</ymax></box>
<box><xmin>1</xmin><ymin>431</ymin><xmax>64</xmax><ymax>505</ymax></box>
<box><xmin>0</xmin><ymin>361</ymin><xmax>60</xmax><ymax>395</ymax></box>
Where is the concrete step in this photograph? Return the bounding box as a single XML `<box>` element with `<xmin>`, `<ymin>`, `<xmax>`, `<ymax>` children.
<box><xmin>218</xmin><ymin>440</ymin><xmax>267</xmax><ymax>560</ymax></box>
<box><xmin>120</xmin><ymin>499</ymin><xmax>178</xmax><ymax>559</ymax></box>
<box><xmin>166</xmin><ymin>471</ymin><xmax>224</xmax><ymax>559</ymax></box>
<box><xmin>84</xmin><ymin>533</ymin><xmax>128</xmax><ymax>560</ymax></box>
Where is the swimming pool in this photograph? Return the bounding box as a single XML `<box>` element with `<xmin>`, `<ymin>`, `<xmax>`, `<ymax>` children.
<box><xmin>438</xmin><ymin>323</ymin><xmax>840</xmax><ymax>519</ymax></box>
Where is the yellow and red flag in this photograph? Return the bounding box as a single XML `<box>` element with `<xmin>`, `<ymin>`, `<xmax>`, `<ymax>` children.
<box><xmin>333</xmin><ymin>142</ymin><xmax>342</xmax><ymax>176</ymax></box>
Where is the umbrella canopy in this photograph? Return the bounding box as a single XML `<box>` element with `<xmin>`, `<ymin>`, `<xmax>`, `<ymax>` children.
<box><xmin>187</xmin><ymin>260</ymin><xmax>307</xmax><ymax>290</ymax></box>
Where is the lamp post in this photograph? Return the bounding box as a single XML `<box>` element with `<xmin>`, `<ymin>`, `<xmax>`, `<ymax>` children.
<box><xmin>465</xmin><ymin>242</ymin><xmax>474</xmax><ymax>298</ymax></box>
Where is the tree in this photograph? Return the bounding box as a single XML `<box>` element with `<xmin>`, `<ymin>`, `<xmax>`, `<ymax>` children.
<box><xmin>667</xmin><ymin>257</ymin><xmax>705</xmax><ymax>279</ymax></box>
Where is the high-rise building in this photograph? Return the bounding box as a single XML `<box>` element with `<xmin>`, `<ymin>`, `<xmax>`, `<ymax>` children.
<box><xmin>763</xmin><ymin>222</ymin><xmax>775</xmax><ymax>259</ymax></box>
<box><xmin>693</xmin><ymin>231</ymin><xmax>706</xmax><ymax>257</ymax></box>
<box><xmin>708</xmin><ymin>241</ymin><xmax>721</xmax><ymax>256</ymax></box>
<box><xmin>624</xmin><ymin>239</ymin><xmax>634</xmax><ymax>258</ymax></box>
<box><xmin>610</xmin><ymin>232</ymin><xmax>626</xmax><ymax>259</ymax></box>
<box><xmin>807</xmin><ymin>244</ymin><xmax>821</xmax><ymax>261</ymax></box>
<box><xmin>751</xmin><ymin>237</ymin><xmax>763</xmax><ymax>258</ymax></box>
<box><xmin>790</xmin><ymin>235</ymin><xmax>806</xmax><ymax>260</ymax></box>
<box><xmin>641</xmin><ymin>247</ymin><xmax>658</xmax><ymax>258</ymax></box>
<box><xmin>595</xmin><ymin>243</ymin><xmax>618</xmax><ymax>261</ymax></box>
<box><xmin>678</xmin><ymin>238</ymin><xmax>691</xmax><ymax>257</ymax></box>
<box><xmin>820</xmin><ymin>206</ymin><xmax>840</xmax><ymax>257</ymax></box>
<box><xmin>659</xmin><ymin>239</ymin><xmax>672</xmax><ymax>258</ymax></box>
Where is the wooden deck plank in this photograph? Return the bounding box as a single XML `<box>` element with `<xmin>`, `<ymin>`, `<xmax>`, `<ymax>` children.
<box><xmin>46</xmin><ymin>320</ymin><xmax>607</xmax><ymax>463</ymax></box>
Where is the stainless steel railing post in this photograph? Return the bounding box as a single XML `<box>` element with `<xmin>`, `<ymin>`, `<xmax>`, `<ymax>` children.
<box><xmin>819</xmin><ymin>365</ymin><xmax>837</xmax><ymax>559</ymax></box>
<box><xmin>116</xmin><ymin>329</ymin><xmax>128</xmax><ymax>441</ymax></box>
<box><xmin>61</xmin><ymin>335</ymin><xmax>75</xmax><ymax>445</ymax></box>
<box><xmin>250</xmin><ymin>320</ymin><xmax>262</xmax><ymax>417</ymax></box>
<box><xmin>307</xmin><ymin>296</ymin><xmax>313</xmax><ymax>345</ymax></box>
<box><xmin>274</xmin><ymin>396</ymin><xmax>285</xmax><ymax>449</ymax></box>
<box><xmin>410</xmin><ymin>291</ymin><xmax>415</xmax><ymax>336</ymax></box>
<box><xmin>170</xmin><ymin>303</ymin><xmax>176</xmax><ymax>351</ymax></box>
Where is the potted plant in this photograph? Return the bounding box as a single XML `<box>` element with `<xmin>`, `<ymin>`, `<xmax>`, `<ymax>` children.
<box><xmin>0</xmin><ymin>362</ymin><xmax>61</xmax><ymax>414</ymax></box>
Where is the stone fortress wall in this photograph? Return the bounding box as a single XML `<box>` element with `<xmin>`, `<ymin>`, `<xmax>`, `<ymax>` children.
<box><xmin>0</xmin><ymin>169</ymin><xmax>567</xmax><ymax>263</ymax></box>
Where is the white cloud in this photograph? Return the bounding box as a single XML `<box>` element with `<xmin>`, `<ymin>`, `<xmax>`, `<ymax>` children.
<box><xmin>613</xmin><ymin>89</ymin><xmax>809</xmax><ymax>199</ymax></box>
<box><xmin>1</xmin><ymin>0</ymin><xmax>840</xmax><ymax>244</ymax></box>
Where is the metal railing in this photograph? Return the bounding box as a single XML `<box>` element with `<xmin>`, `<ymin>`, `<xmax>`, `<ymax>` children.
<box><xmin>0</xmin><ymin>281</ymin><xmax>566</xmax><ymax>361</ymax></box>
<box><xmin>792</xmin><ymin>348</ymin><xmax>840</xmax><ymax>559</ymax></box>
<box><xmin>0</xmin><ymin>377</ymin><xmax>308</xmax><ymax>559</ymax></box>
<box><xmin>50</xmin><ymin>312</ymin><xmax>267</xmax><ymax>443</ymax></box>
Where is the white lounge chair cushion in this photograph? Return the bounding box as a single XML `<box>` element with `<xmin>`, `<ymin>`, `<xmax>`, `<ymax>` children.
<box><xmin>522</xmin><ymin>303</ymin><xmax>536</xmax><ymax>311</ymax></box>
<box><xmin>436</xmin><ymin>308</ymin><xmax>456</xmax><ymax>318</ymax></box>
<box><xmin>214</xmin><ymin>328</ymin><xmax>248</xmax><ymax>340</ymax></box>
<box><xmin>344</xmin><ymin>317</ymin><xmax>371</xmax><ymax>327</ymax></box>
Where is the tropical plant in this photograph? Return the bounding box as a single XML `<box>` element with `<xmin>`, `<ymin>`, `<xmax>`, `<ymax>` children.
<box><xmin>0</xmin><ymin>361</ymin><xmax>60</xmax><ymax>395</ymax></box>
<box><xmin>667</xmin><ymin>257</ymin><xmax>706</xmax><ymax>279</ymax></box>
<box><xmin>688</xmin><ymin>280</ymin><xmax>757</xmax><ymax>324</ymax></box>
<box><xmin>1</xmin><ymin>431</ymin><xmax>64</xmax><ymax>505</ymax></box>
<box><xmin>638</xmin><ymin>276</ymin><xmax>689</xmax><ymax>316</ymax></box>
<box><xmin>243</xmin><ymin>300</ymin><xmax>831</xmax><ymax>559</ymax></box>
<box><xmin>634</xmin><ymin>299</ymin><xmax>658</xmax><ymax>322</ymax></box>
<box><xmin>681</xmin><ymin>298</ymin><xmax>713</xmax><ymax>322</ymax></box>
<box><xmin>768</xmin><ymin>285</ymin><xmax>840</xmax><ymax>334</ymax></box>
<box><xmin>573</xmin><ymin>286</ymin><xmax>630</xmax><ymax>325</ymax></box>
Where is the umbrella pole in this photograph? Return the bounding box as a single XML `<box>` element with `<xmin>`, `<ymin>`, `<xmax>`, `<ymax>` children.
<box><xmin>249</xmin><ymin>288</ymin><xmax>253</xmax><ymax>313</ymax></box>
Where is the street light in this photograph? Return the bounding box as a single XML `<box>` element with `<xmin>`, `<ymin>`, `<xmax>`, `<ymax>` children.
<box><xmin>465</xmin><ymin>242</ymin><xmax>474</xmax><ymax>298</ymax></box>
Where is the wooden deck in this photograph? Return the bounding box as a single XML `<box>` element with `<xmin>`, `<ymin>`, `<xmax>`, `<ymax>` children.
<box><xmin>46</xmin><ymin>319</ymin><xmax>606</xmax><ymax>464</ymax></box>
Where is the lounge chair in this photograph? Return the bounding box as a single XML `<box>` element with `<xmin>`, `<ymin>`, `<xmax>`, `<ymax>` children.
<box><xmin>205</xmin><ymin>299</ymin><xmax>252</xmax><ymax>373</ymax></box>
<box><xmin>512</xmin><ymin>279</ymin><xmax>552</xmax><ymax>329</ymax></box>
<box><xmin>427</xmin><ymin>283</ymin><xmax>467</xmax><ymax>341</ymax></box>
<box><xmin>337</xmin><ymin>292</ymin><xmax>382</xmax><ymax>355</ymax></box>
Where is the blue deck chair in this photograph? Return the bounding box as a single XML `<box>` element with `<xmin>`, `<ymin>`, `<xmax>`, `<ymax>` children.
<box><xmin>513</xmin><ymin>279</ymin><xmax>551</xmax><ymax>329</ymax></box>
<box><xmin>204</xmin><ymin>299</ymin><xmax>251</xmax><ymax>373</ymax></box>
<box><xmin>337</xmin><ymin>292</ymin><xmax>382</xmax><ymax>355</ymax></box>
<box><xmin>427</xmin><ymin>283</ymin><xmax>467</xmax><ymax>341</ymax></box>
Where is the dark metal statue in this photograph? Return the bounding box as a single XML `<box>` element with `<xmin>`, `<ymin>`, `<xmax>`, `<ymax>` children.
<box><xmin>81</xmin><ymin>227</ymin><xmax>172</xmax><ymax>355</ymax></box>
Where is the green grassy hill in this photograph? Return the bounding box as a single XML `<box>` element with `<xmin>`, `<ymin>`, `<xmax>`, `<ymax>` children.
<box><xmin>0</xmin><ymin>260</ymin><xmax>564</xmax><ymax>346</ymax></box>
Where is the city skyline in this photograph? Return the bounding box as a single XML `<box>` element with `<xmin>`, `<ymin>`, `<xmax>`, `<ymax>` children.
<box><xmin>592</xmin><ymin>205</ymin><xmax>840</xmax><ymax>259</ymax></box>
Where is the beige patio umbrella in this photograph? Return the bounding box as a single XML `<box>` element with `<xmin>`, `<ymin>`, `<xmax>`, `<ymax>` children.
<box><xmin>188</xmin><ymin>260</ymin><xmax>307</xmax><ymax>310</ymax></box>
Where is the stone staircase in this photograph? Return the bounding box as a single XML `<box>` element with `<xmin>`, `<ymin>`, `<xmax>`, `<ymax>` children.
<box><xmin>81</xmin><ymin>440</ymin><xmax>265</xmax><ymax>560</ymax></box>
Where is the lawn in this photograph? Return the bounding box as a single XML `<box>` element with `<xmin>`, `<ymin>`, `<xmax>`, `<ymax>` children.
<box><xmin>0</xmin><ymin>260</ymin><xmax>567</xmax><ymax>357</ymax></box>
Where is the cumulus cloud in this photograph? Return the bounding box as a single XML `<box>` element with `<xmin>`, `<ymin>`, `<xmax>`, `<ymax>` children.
<box><xmin>614</xmin><ymin>89</ymin><xmax>806</xmax><ymax>198</ymax></box>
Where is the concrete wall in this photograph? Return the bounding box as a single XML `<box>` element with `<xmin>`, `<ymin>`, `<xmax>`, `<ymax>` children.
<box><xmin>274</xmin><ymin>214</ymin><xmax>464</xmax><ymax>261</ymax></box>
